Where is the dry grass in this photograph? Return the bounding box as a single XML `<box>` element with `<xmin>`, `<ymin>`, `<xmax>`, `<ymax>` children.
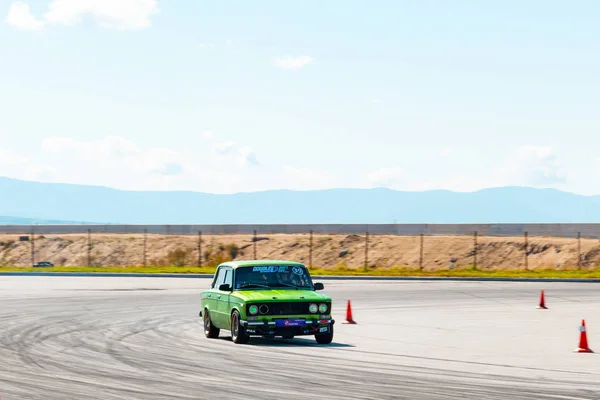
<box><xmin>1</xmin><ymin>232</ymin><xmax>600</xmax><ymax>274</ymax></box>
<box><xmin>2</xmin><ymin>265</ymin><xmax>600</xmax><ymax>279</ymax></box>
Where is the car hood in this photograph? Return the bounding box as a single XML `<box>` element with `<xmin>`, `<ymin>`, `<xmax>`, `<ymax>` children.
<box><xmin>233</xmin><ymin>289</ymin><xmax>331</xmax><ymax>302</ymax></box>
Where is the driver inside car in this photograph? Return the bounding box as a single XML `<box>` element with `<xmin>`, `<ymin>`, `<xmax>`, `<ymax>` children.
<box><xmin>276</xmin><ymin>269</ymin><xmax>303</xmax><ymax>286</ymax></box>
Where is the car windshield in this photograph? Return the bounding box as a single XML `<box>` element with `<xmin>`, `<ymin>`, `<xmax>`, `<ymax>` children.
<box><xmin>234</xmin><ymin>265</ymin><xmax>313</xmax><ymax>290</ymax></box>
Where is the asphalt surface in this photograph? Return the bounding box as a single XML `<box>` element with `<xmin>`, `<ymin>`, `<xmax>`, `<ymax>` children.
<box><xmin>1</xmin><ymin>276</ymin><xmax>599</xmax><ymax>399</ymax></box>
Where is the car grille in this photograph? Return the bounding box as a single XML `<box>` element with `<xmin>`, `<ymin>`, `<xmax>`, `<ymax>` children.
<box><xmin>247</xmin><ymin>301</ymin><xmax>330</xmax><ymax>316</ymax></box>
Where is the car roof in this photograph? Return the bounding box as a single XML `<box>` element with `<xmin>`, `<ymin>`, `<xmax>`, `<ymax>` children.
<box><xmin>218</xmin><ymin>260</ymin><xmax>306</xmax><ymax>269</ymax></box>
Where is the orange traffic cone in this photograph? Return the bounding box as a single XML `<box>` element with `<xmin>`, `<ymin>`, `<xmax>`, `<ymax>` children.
<box><xmin>574</xmin><ymin>319</ymin><xmax>593</xmax><ymax>353</ymax></box>
<box><xmin>342</xmin><ymin>300</ymin><xmax>357</xmax><ymax>324</ymax></box>
<box><xmin>537</xmin><ymin>290</ymin><xmax>548</xmax><ymax>309</ymax></box>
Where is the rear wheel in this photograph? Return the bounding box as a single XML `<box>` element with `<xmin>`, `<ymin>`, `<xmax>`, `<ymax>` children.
<box><xmin>203</xmin><ymin>309</ymin><xmax>220</xmax><ymax>338</ymax></box>
<box><xmin>231</xmin><ymin>310</ymin><xmax>249</xmax><ymax>344</ymax></box>
<box><xmin>315</xmin><ymin>325</ymin><xmax>333</xmax><ymax>344</ymax></box>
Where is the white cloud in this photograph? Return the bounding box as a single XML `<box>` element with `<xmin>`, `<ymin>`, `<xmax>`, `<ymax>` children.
<box><xmin>136</xmin><ymin>148</ymin><xmax>183</xmax><ymax>176</ymax></box>
<box><xmin>212</xmin><ymin>140</ymin><xmax>238</xmax><ymax>155</ymax></box>
<box><xmin>208</xmin><ymin>135</ymin><xmax>259</xmax><ymax>167</ymax></box>
<box><xmin>42</xmin><ymin>136</ymin><xmax>183</xmax><ymax>176</ymax></box>
<box><xmin>238</xmin><ymin>146</ymin><xmax>259</xmax><ymax>167</ymax></box>
<box><xmin>0</xmin><ymin>148</ymin><xmax>57</xmax><ymax>181</ymax></box>
<box><xmin>44</xmin><ymin>0</ymin><xmax>158</xmax><ymax>30</ymax></box>
<box><xmin>6</xmin><ymin>0</ymin><xmax>158</xmax><ymax>31</ymax></box>
<box><xmin>5</xmin><ymin>1</ymin><xmax>44</xmax><ymax>30</ymax></box>
<box><xmin>2</xmin><ymin>136</ymin><xmax>579</xmax><ymax>195</ymax></box>
<box><xmin>37</xmin><ymin>134</ymin><xmax>262</xmax><ymax>192</ymax></box>
<box><xmin>271</xmin><ymin>55</ymin><xmax>314</xmax><ymax>69</ymax></box>
<box><xmin>212</xmin><ymin>141</ymin><xmax>259</xmax><ymax>167</ymax></box>
<box><xmin>365</xmin><ymin>167</ymin><xmax>405</xmax><ymax>187</ymax></box>
<box><xmin>29</xmin><ymin>135</ymin><xmax>270</xmax><ymax>193</ymax></box>
<box><xmin>406</xmin><ymin>146</ymin><xmax>569</xmax><ymax>193</ymax></box>
<box><xmin>495</xmin><ymin>145</ymin><xmax>567</xmax><ymax>187</ymax></box>
<box><xmin>358</xmin><ymin>146</ymin><xmax>569</xmax><ymax>193</ymax></box>
<box><xmin>42</xmin><ymin>136</ymin><xmax>138</xmax><ymax>159</ymax></box>
<box><xmin>0</xmin><ymin>148</ymin><xmax>28</xmax><ymax>166</ymax></box>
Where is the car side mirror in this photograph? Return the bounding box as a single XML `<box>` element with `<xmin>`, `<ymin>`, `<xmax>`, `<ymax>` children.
<box><xmin>219</xmin><ymin>283</ymin><xmax>232</xmax><ymax>291</ymax></box>
<box><xmin>313</xmin><ymin>282</ymin><xmax>324</xmax><ymax>291</ymax></box>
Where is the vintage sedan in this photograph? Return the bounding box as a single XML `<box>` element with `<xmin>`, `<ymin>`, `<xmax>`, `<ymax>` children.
<box><xmin>199</xmin><ymin>260</ymin><xmax>334</xmax><ymax>344</ymax></box>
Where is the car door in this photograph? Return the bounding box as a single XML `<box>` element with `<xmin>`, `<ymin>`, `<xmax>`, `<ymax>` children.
<box><xmin>215</xmin><ymin>266</ymin><xmax>233</xmax><ymax>329</ymax></box>
<box><xmin>204</xmin><ymin>267</ymin><xmax>225</xmax><ymax>327</ymax></box>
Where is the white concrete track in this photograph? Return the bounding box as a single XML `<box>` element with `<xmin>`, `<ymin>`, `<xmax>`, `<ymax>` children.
<box><xmin>1</xmin><ymin>276</ymin><xmax>599</xmax><ymax>399</ymax></box>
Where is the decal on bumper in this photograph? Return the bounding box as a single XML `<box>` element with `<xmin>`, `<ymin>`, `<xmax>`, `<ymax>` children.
<box><xmin>240</xmin><ymin>318</ymin><xmax>334</xmax><ymax>336</ymax></box>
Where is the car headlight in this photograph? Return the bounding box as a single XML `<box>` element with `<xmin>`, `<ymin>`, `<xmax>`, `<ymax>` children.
<box><xmin>309</xmin><ymin>303</ymin><xmax>318</xmax><ymax>313</ymax></box>
<box><xmin>249</xmin><ymin>305</ymin><xmax>258</xmax><ymax>315</ymax></box>
<box><xmin>318</xmin><ymin>303</ymin><xmax>328</xmax><ymax>313</ymax></box>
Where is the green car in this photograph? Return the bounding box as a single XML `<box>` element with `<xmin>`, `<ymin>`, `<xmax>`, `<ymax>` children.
<box><xmin>199</xmin><ymin>260</ymin><xmax>335</xmax><ymax>344</ymax></box>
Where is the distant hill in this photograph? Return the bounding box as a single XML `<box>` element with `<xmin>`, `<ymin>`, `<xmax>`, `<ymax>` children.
<box><xmin>0</xmin><ymin>216</ymin><xmax>95</xmax><ymax>225</ymax></box>
<box><xmin>1</xmin><ymin>176</ymin><xmax>599</xmax><ymax>224</ymax></box>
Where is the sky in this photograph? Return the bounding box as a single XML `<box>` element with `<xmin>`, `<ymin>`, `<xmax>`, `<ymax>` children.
<box><xmin>1</xmin><ymin>0</ymin><xmax>600</xmax><ymax>195</ymax></box>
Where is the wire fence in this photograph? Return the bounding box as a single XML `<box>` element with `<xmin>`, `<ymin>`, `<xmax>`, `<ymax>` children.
<box><xmin>1</xmin><ymin>228</ymin><xmax>598</xmax><ymax>271</ymax></box>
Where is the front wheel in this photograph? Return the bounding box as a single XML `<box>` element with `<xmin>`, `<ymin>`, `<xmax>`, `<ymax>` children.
<box><xmin>315</xmin><ymin>325</ymin><xmax>334</xmax><ymax>345</ymax></box>
<box><xmin>203</xmin><ymin>309</ymin><xmax>220</xmax><ymax>338</ymax></box>
<box><xmin>231</xmin><ymin>310</ymin><xmax>250</xmax><ymax>344</ymax></box>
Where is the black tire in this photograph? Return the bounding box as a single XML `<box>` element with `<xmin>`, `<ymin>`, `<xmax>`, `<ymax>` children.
<box><xmin>315</xmin><ymin>325</ymin><xmax>334</xmax><ymax>345</ymax></box>
<box><xmin>231</xmin><ymin>310</ymin><xmax>250</xmax><ymax>344</ymax></box>
<box><xmin>203</xmin><ymin>309</ymin><xmax>220</xmax><ymax>338</ymax></box>
<box><xmin>282</xmin><ymin>335</ymin><xmax>294</xmax><ymax>339</ymax></box>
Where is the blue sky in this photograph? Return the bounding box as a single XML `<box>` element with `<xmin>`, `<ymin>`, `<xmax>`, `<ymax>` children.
<box><xmin>1</xmin><ymin>0</ymin><xmax>599</xmax><ymax>194</ymax></box>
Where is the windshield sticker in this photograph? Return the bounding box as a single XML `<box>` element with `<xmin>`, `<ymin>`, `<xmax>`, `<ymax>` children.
<box><xmin>252</xmin><ymin>266</ymin><xmax>288</xmax><ymax>273</ymax></box>
<box><xmin>292</xmin><ymin>266</ymin><xmax>304</xmax><ymax>275</ymax></box>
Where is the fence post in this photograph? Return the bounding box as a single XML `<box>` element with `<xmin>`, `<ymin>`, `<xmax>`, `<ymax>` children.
<box><xmin>419</xmin><ymin>233</ymin><xmax>424</xmax><ymax>271</ymax></box>
<box><xmin>309</xmin><ymin>229</ymin><xmax>313</xmax><ymax>269</ymax></box>
<box><xmin>577</xmin><ymin>231</ymin><xmax>581</xmax><ymax>269</ymax></box>
<box><xmin>473</xmin><ymin>231</ymin><xmax>477</xmax><ymax>269</ymax></box>
<box><xmin>253</xmin><ymin>230</ymin><xmax>257</xmax><ymax>259</ymax></box>
<box><xmin>143</xmin><ymin>228</ymin><xmax>147</xmax><ymax>267</ymax></box>
<box><xmin>197</xmin><ymin>231</ymin><xmax>202</xmax><ymax>267</ymax></box>
<box><xmin>87</xmin><ymin>228</ymin><xmax>91</xmax><ymax>267</ymax></box>
<box><xmin>524</xmin><ymin>231</ymin><xmax>528</xmax><ymax>270</ymax></box>
<box><xmin>30</xmin><ymin>227</ymin><xmax>35</xmax><ymax>267</ymax></box>
<box><xmin>364</xmin><ymin>230</ymin><xmax>369</xmax><ymax>269</ymax></box>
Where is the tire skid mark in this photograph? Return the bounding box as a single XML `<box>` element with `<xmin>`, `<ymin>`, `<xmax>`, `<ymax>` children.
<box><xmin>1</xmin><ymin>282</ymin><xmax>600</xmax><ymax>399</ymax></box>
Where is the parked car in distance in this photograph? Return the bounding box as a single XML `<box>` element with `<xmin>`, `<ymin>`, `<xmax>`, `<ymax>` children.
<box><xmin>199</xmin><ymin>260</ymin><xmax>334</xmax><ymax>344</ymax></box>
<box><xmin>33</xmin><ymin>261</ymin><xmax>54</xmax><ymax>267</ymax></box>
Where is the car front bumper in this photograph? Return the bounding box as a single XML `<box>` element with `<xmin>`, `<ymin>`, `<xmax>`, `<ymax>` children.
<box><xmin>240</xmin><ymin>317</ymin><xmax>335</xmax><ymax>336</ymax></box>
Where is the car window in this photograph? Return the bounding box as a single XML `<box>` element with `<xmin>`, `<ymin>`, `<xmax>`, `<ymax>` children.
<box><xmin>211</xmin><ymin>267</ymin><xmax>225</xmax><ymax>289</ymax></box>
<box><xmin>223</xmin><ymin>268</ymin><xmax>233</xmax><ymax>287</ymax></box>
<box><xmin>214</xmin><ymin>267</ymin><xmax>232</xmax><ymax>289</ymax></box>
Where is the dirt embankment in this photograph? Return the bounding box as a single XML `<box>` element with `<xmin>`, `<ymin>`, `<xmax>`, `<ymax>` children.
<box><xmin>1</xmin><ymin>233</ymin><xmax>599</xmax><ymax>270</ymax></box>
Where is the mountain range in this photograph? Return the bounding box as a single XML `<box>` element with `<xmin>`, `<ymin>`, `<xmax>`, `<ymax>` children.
<box><xmin>1</xmin><ymin>176</ymin><xmax>599</xmax><ymax>224</ymax></box>
<box><xmin>0</xmin><ymin>216</ymin><xmax>96</xmax><ymax>225</ymax></box>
